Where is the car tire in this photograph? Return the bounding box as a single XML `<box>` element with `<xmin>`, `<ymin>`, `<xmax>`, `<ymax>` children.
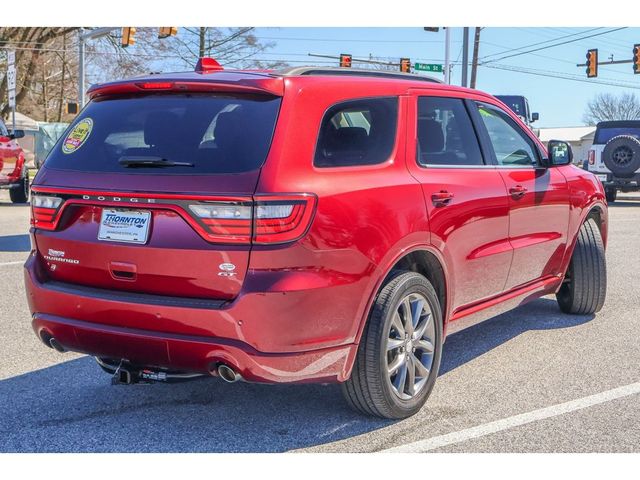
<box><xmin>605</xmin><ymin>187</ymin><xmax>617</xmax><ymax>203</ymax></box>
<box><xmin>602</xmin><ymin>135</ymin><xmax>640</xmax><ymax>178</ymax></box>
<box><xmin>9</xmin><ymin>170</ymin><xmax>29</xmax><ymax>204</ymax></box>
<box><xmin>342</xmin><ymin>271</ymin><xmax>443</xmax><ymax>419</ymax></box>
<box><xmin>556</xmin><ymin>218</ymin><xmax>606</xmax><ymax>315</ymax></box>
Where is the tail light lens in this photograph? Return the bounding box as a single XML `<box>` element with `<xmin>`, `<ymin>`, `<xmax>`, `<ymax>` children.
<box><xmin>31</xmin><ymin>195</ymin><xmax>63</xmax><ymax>230</ymax></box>
<box><xmin>588</xmin><ymin>150</ymin><xmax>595</xmax><ymax>165</ymax></box>
<box><xmin>188</xmin><ymin>202</ymin><xmax>253</xmax><ymax>244</ymax></box>
<box><xmin>187</xmin><ymin>195</ymin><xmax>316</xmax><ymax>245</ymax></box>
<box><xmin>253</xmin><ymin>196</ymin><xmax>316</xmax><ymax>244</ymax></box>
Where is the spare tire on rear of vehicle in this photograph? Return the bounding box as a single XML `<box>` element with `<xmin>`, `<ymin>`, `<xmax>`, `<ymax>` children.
<box><xmin>602</xmin><ymin>135</ymin><xmax>640</xmax><ymax>177</ymax></box>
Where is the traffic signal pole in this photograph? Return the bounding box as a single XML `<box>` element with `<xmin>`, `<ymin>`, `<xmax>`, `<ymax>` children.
<box><xmin>444</xmin><ymin>27</ymin><xmax>451</xmax><ymax>84</ymax></box>
<box><xmin>77</xmin><ymin>27</ymin><xmax>118</xmax><ymax>107</ymax></box>
<box><xmin>461</xmin><ymin>27</ymin><xmax>469</xmax><ymax>87</ymax></box>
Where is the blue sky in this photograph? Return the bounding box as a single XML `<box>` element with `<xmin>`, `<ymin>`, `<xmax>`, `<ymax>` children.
<box><xmin>250</xmin><ymin>27</ymin><xmax>640</xmax><ymax>127</ymax></box>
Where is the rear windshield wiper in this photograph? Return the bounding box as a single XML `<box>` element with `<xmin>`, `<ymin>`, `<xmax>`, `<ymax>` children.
<box><xmin>118</xmin><ymin>156</ymin><xmax>194</xmax><ymax>168</ymax></box>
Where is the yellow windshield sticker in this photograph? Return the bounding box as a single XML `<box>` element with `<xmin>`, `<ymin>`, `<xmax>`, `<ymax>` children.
<box><xmin>62</xmin><ymin>118</ymin><xmax>93</xmax><ymax>154</ymax></box>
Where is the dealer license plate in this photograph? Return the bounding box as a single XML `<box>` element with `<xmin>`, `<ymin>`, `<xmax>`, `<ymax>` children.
<box><xmin>98</xmin><ymin>209</ymin><xmax>151</xmax><ymax>244</ymax></box>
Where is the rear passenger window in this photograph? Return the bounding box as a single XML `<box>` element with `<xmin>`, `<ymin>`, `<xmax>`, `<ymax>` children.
<box><xmin>314</xmin><ymin>97</ymin><xmax>397</xmax><ymax>167</ymax></box>
<box><xmin>417</xmin><ymin>97</ymin><xmax>484</xmax><ymax>166</ymax></box>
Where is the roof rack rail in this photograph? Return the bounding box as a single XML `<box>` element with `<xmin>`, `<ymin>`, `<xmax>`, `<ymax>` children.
<box><xmin>276</xmin><ymin>66</ymin><xmax>444</xmax><ymax>84</ymax></box>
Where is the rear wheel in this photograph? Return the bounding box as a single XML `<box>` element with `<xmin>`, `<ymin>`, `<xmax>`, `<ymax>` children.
<box><xmin>342</xmin><ymin>271</ymin><xmax>443</xmax><ymax>419</ymax></box>
<box><xmin>9</xmin><ymin>170</ymin><xmax>28</xmax><ymax>204</ymax></box>
<box><xmin>556</xmin><ymin>218</ymin><xmax>606</xmax><ymax>314</ymax></box>
<box><xmin>605</xmin><ymin>187</ymin><xmax>617</xmax><ymax>203</ymax></box>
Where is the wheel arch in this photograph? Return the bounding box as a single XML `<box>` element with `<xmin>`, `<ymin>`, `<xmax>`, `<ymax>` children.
<box><xmin>558</xmin><ymin>200</ymin><xmax>608</xmax><ymax>282</ymax></box>
<box><xmin>353</xmin><ymin>244</ymin><xmax>451</xmax><ymax>348</ymax></box>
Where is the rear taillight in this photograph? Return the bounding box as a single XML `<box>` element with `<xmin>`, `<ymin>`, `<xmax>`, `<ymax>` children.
<box><xmin>31</xmin><ymin>195</ymin><xmax>63</xmax><ymax>230</ymax></box>
<box><xmin>188</xmin><ymin>202</ymin><xmax>253</xmax><ymax>244</ymax></box>
<box><xmin>253</xmin><ymin>196</ymin><xmax>316</xmax><ymax>244</ymax></box>
<box><xmin>588</xmin><ymin>150</ymin><xmax>595</xmax><ymax>165</ymax></box>
<box><xmin>187</xmin><ymin>194</ymin><xmax>316</xmax><ymax>245</ymax></box>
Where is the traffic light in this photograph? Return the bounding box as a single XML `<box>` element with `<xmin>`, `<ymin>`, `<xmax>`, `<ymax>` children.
<box><xmin>400</xmin><ymin>58</ymin><xmax>411</xmax><ymax>73</ymax></box>
<box><xmin>339</xmin><ymin>54</ymin><xmax>352</xmax><ymax>68</ymax></box>
<box><xmin>586</xmin><ymin>49</ymin><xmax>598</xmax><ymax>78</ymax></box>
<box><xmin>158</xmin><ymin>27</ymin><xmax>178</xmax><ymax>39</ymax></box>
<box><xmin>121</xmin><ymin>27</ymin><xmax>136</xmax><ymax>47</ymax></box>
<box><xmin>634</xmin><ymin>44</ymin><xmax>640</xmax><ymax>74</ymax></box>
<box><xmin>65</xmin><ymin>102</ymin><xmax>79</xmax><ymax>115</ymax></box>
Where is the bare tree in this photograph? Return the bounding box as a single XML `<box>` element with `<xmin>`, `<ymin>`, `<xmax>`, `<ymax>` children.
<box><xmin>1</xmin><ymin>27</ymin><xmax>286</xmax><ymax>121</ymax></box>
<box><xmin>583</xmin><ymin>92</ymin><xmax>640</xmax><ymax>125</ymax></box>
<box><xmin>0</xmin><ymin>27</ymin><xmax>78</xmax><ymax>118</ymax></box>
<box><xmin>164</xmin><ymin>27</ymin><xmax>287</xmax><ymax>70</ymax></box>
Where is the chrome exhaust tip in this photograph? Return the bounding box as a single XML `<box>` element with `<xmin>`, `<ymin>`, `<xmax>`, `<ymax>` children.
<box><xmin>217</xmin><ymin>364</ymin><xmax>242</xmax><ymax>383</ymax></box>
<box><xmin>48</xmin><ymin>337</ymin><xmax>66</xmax><ymax>353</ymax></box>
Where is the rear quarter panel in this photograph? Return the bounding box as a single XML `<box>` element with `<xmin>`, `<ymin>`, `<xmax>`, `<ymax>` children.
<box><xmin>252</xmin><ymin>78</ymin><xmax>430</xmax><ymax>348</ymax></box>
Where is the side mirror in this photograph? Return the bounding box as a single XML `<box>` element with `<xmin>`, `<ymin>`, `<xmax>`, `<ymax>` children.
<box><xmin>0</xmin><ymin>136</ymin><xmax>10</xmax><ymax>144</ymax></box>
<box><xmin>531</xmin><ymin>112</ymin><xmax>539</xmax><ymax>122</ymax></box>
<box><xmin>9</xmin><ymin>129</ymin><xmax>25</xmax><ymax>140</ymax></box>
<box><xmin>546</xmin><ymin>140</ymin><xmax>573</xmax><ymax>166</ymax></box>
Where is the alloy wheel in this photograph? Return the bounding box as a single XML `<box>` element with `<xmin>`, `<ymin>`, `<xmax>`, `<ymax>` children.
<box><xmin>385</xmin><ymin>292</ymin><xmax>435</xmax><ymax>400</ymax></box>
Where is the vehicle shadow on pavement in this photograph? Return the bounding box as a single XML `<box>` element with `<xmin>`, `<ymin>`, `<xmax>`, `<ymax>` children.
<box><xmin>0</xmin><ymin>234</ymin><xmax>30</xmax><ymax>252</ymax></box>
<box><xmin>440</xmin><ymin>297</ymin><xmax>594</xmax><ymax>375</ymax></box>
<box><xmin>0</xmin><ymin>298</ymin><xmax>593</xmax><ymax>453</ymax></box>
<box><xmin>0</xmin><ymin>356</ymin><xmax>394</xmax><ymax>453</ymax></box>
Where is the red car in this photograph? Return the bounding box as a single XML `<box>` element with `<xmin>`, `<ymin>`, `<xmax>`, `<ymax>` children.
<box><xmin>0</xmin><ymin>119</ymin><xmax>28</xmax><ymax>203</ymax></box>
<box><xmin>25</xmin><ymin>61</ymin><xmax>607</xmax><ymax>419</ymax></box>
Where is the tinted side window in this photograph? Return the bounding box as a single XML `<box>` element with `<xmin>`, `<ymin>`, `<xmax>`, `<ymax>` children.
<box><xmin>476</xmin><ymin>103</ymin><xmax>538</xmax><ymax>167</ymax></box>
<box><xmin>417</xmin><ymin>97</ymin><xmax>483</xmax><ymax>166</ymax></box>
<box><xmin>314</xmin><ymin>97</ymin><xmax>397</xmax><ymax>167</ymax></box>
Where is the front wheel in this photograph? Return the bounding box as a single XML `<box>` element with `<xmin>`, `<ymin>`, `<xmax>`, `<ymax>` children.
<box><xmin>605</xmin><ymin>187</ymin><xmax>617</xmax><ymax>203</ymax></box>
<box><xmin>342</xmin><ymin>271</ymin><xmax>443</xmax><ymax>419</ymax></box>
<box><xmin>556</xmin><ymin>218</ymin><xmax>606</xmax><ymax>314</ymax></box>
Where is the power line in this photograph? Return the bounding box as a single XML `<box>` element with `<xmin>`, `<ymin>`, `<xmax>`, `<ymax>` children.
<box><xmin>481</xmin><ymin>27</ymin><xmax>628</xmax><ymax>65</ymax></box>
<box><xmin>485</xmin><ymin>63</ymin><xmax>640</xmax><ymax>89</ymax></box>
<box><xmin>257</xmin><ymin>36</ymin><xmax>454</xmax><ymax>44</ymax></box>
<box><xmin>480</xmin><ymin>27</ymin><xmax>604</xmax><ymax>61</ymax></box>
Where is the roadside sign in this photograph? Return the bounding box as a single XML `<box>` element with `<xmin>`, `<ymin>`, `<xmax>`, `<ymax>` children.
<box><xmin>414</xmin><ymin>63</ymin><xmax>443</xmax><ymax>73</ymax></box>
<box><xmin>6</xmin><ymin>50</ymin><xmax>16</xmax><ymax>120</ymax></box>
<box><xmin>7</xmin><ymin>66</ymin><xmax>16</xmax><ymax>108</ymax></box>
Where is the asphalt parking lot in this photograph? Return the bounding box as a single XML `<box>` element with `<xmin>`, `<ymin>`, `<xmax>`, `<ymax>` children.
<box><xmin>0</xmin><ymin>191</ymin><xmax>638</xmax><ymax>453</ymax></box>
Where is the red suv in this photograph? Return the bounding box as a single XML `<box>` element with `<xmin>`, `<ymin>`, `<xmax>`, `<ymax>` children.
<box><xmin>25</xmin><ymin>61</ymin><xmax>608</xmax><ymax>419</ymax></box>
<box><xmin>0</xmin><ymin>120</ymin><xmax>28</xmax><ymax>203</ymax></box>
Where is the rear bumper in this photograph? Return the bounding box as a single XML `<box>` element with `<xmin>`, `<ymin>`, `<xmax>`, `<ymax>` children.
<box><xmin>592</xmin><ymin>171</ymin><xmax>640</xmax><ymax>190</ymax></box>
<box><xmin>0</xmin><ymin>178</ymin><xmax>23</xmax><ymax>189</ymax></box>
<box><xmin>24</xmin><ymin>254</ymin><xmax>360</xmax><ymax>383</ymax></box>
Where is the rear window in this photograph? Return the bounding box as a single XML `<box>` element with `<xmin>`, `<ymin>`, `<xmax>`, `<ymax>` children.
<box><xmin>594</xmin><ymin>127</ymin><xmax>640</xmax><ymax>145</ymax></box>
<box><xmin>314</xmin><ymin>97</ymin><xmax>398</xmax><ymax>167</ymax></box>
<box><xmin>44</xmin><ymin>93</ymin><xmax>281</xmax><ymax>174</ymax></box>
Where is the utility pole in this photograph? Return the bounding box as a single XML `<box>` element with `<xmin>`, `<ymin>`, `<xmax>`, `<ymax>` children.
<box><xmin>444</xmin><ymin>27</ymin><xmax>451</xmax><ymax>84</ymax></box>
<box><xmin>461</xmin><ymin>27</ymin><xmax>469</xmax><ymax>87</ymax></box>
<box><xmin>470</xmin><ymin>27</ymin><xmax>482</xmax><ymax>89</ymax></box>
<box><xmin>78</xmin><ymin>27</ymin><xmax>118</xmax><ymax>107</ymax></box>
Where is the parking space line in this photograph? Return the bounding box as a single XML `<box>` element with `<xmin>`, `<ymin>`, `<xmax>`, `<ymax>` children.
<box><xmin>0</xmin><ymin>261</ymin><xmax>24</xmax><ymax>267</ymax></box>
<box><xmin>382</xmin><ymin>382</ymin><xmax>640</xmax><ymax>452</ymax></box>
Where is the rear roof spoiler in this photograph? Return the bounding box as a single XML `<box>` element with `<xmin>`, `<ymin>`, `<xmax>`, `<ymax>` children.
<box><xmin>87</xmin><ymin>72</ymin><xmax>284</xmax><ymax>99</ymax></box>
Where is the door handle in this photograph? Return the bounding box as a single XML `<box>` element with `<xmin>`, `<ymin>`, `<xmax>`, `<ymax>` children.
<box><xmin>109</xmin><ymin>261</ymin><xmax>137</xmax><ymax>281</ymax></box>
<box><xmin>509</xmin><ymin>185</ymin><xmax>528</xmax><ymax>198</ymax></box>
<box><xmin>431</xmin><ymin>191</ymin><xmax>454</xmax><ymax>207</ymax></box>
